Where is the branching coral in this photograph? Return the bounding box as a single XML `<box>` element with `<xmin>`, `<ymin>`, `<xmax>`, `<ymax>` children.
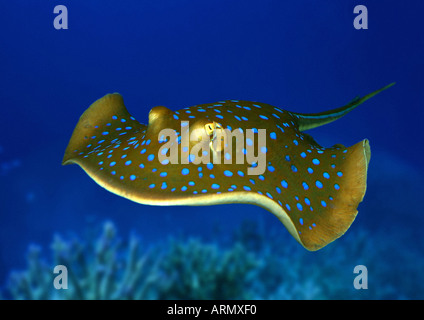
<box><xmin>156</xmin><ymin>239</ymin><xmax>258</xmax><ymax>299</ymax></box>
<box><xmin>6</xmin><ymin>222</ymin><xmax>163</xmax><ymax>299</ymax></box>
<box><xmin>4</xmin><ymin>220</ymin><xmax>423</xmax><ymax>299</ymax></box>
<box><xmin>5</xmin><ymin>221</ymin><xmax>258</xmax><ymax>299</ymax></box>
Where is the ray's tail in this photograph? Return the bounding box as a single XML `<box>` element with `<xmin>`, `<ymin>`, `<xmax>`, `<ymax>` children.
<box><xmin>296</xmin><ymin>83</ymin><xmax>395</xmax><ymax>131</ymax></box>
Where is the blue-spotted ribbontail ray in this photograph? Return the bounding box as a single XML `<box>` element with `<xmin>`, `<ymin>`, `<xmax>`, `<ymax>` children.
<box><xmin>63</xmin><ymin>83</ymin><xmax>394</xmax><ymax>251</ymax></box>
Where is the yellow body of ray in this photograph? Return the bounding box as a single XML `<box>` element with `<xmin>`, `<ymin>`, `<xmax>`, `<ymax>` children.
<box><xmin>63</xmin><ymin>84</ymin><xmax>393</xmax><ymax>250</ymax></box>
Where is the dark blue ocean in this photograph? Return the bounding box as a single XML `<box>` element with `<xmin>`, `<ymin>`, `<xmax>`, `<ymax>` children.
<box><xmin>1</xmin><ymin>1</ymin><xmax>423</xmax><ymax>299</ymax></box>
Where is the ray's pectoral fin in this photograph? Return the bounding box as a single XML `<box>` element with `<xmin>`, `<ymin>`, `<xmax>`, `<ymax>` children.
<box><xmin>62</xmin><ymin>93</ymin><xmax>146</xmax><ymax>166</ymax></box>
<box><xmin>290</xmin><ymin>139</ymin><xmax>371</xmax><ymax>251</ymax></box>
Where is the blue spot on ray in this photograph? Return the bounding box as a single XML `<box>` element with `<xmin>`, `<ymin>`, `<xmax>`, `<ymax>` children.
<box><xmin>224</xmin><ymin>170</ymin><xmax>233</xmax><ymax>177</ymax></box>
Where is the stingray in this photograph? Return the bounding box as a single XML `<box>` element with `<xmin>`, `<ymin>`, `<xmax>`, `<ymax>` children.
<box><xmin>63</xmin><ymin>83</ymin><xmax>394</xmax><ymax>251</ymax></box>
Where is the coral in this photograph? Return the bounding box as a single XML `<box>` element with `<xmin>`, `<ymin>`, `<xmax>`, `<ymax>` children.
<box><xmin>156</xmin><ymin>239</ymin><xmax>258</xmax><ymax>299</ymax></box>
<box><xmin>6</xmin><ymin>222</ymin><xmax>163</xmax><ymax>299</ymax></box>
<box><xmin>4</xmin><ymin>221</ymin><xmax>258</xmax><ymax>300</ymax></box>
<box><xmin>4</xmin><ymin>220</ymin><xmax>424</xmax><ymax>299</ymax></box>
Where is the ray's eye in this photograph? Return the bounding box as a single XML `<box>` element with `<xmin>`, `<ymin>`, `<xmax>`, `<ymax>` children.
<box><xmin>204</xmin><ymin>122</ymin><xmax>222</xmax><ymax>136</ymax></box>
<box><xmin>205</xmin><ymin>123</ymin><xmax>215</xmax><ymax>136</ymax></box>
<box><xmin>204</xmin><ymin>121</ymin><xmax>223</xmax><ymax>140</ymax></box>
<box><xmin>205</xmin><ymin>121</ymin><xmax>225</xmax><ymax>153</ymax></box>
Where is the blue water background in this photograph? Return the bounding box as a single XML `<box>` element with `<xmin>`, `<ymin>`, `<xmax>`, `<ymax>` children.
<box><xmin>0</xmin><ymin>0</ymin><xmax>423</xmax><ymax>298</ymax></box>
